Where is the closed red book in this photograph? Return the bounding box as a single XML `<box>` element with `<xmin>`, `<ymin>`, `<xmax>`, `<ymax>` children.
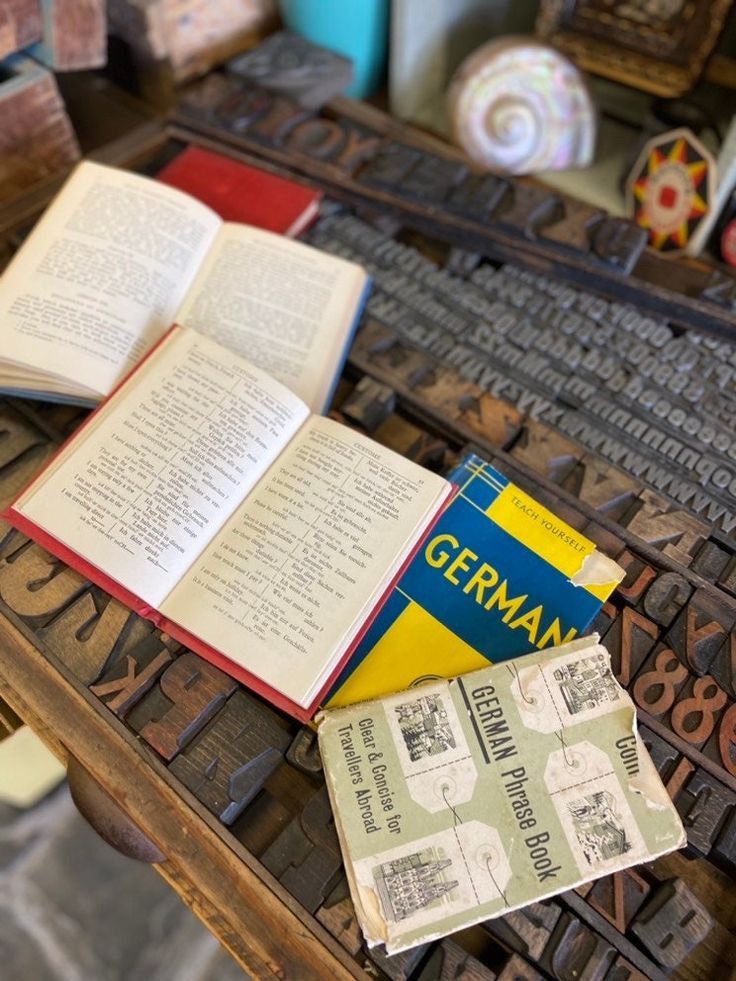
<box><xmin>157</xmin><ymin>145</ymin><xmax>322</xmax><ymax>236</ymax></box>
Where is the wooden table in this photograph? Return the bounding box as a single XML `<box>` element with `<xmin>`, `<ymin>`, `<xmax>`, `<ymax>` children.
<box><xmin>2</xmin><ymin>107</ymin><xmax>736</xmax><ymax>981</ymax></box>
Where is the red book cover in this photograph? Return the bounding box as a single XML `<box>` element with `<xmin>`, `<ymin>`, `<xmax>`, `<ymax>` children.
<box><xmin>2</xmin><ymin>327</ymin><xmax>453</xmax><ymax>722</ymax></box>
<box><xmin>156</xmin><ymin>145</ymin><xmax>322</xmax><ymax>237</ymax></box>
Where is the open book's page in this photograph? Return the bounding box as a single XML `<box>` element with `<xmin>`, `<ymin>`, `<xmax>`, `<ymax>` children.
<box><xmin>174</xmin><ymin>223</ymin><xmax>368</xmax><ymax>412</ymax></box>
<box><xmin>0</xmin><ymin>162</ymin><xmax>221</xmax><ymax>399</ymax></box>
<box><xmin>14</xmin><ymin>329</ymin><xmax>310</xmax><ymax>608</ymax></box>
<box><xmin>161</xmin><ymin>415</ymin><xmax>449</xmax><ymax>708</ymax></box>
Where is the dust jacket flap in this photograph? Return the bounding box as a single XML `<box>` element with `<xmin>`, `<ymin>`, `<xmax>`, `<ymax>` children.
<box><xmin>317</xmin><ymin>635</ymin><xmax>685</xmax><ymax>954</ymax></box>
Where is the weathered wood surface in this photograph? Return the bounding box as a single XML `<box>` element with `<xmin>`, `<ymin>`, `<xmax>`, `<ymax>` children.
<box><xmin>108</xmin><ymin>0</ymin><xmax>276</xmax><ymax>105</ymax></box>
<box><xmin>1</xmin><ymin>125</ymin><xmax>736</xmax><ymax>978</ymax></box>
<box><xmin>0</xmin><ymin>0</ymin><xmax>42</xmax><ymax>58</ymax></box>
<box><xmin>0</xmin><ymin>54</ymin><xmax>80</xmax><ymax>204</ymax></box>
<box><xmin>31</xmin><ymin>0</ymin><xmax>106</xmax><ymax>71</ymax></box>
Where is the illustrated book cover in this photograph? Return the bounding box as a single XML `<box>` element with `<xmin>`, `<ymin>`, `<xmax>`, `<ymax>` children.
<box><xmin>156</xmin><ymin>145</ymin><xmax>322</xmax><ymax>235</ymax></box>
<box><xmin>318</xmin><ymin>635</ymin><xmax>686</xmax><ymax>953</ymax></box>
<box><xmin>3</xmin><ymin>326</ymin><xmax>452</xmax><ymax>721</ymax></box>
<box><xmin>327</xmin><ymin>454</ymin><xmax>624</xmax><ymax>708</ymax></box>
<box><xmin>0</xmin><ymin>160</ymin><xmax>367</xmax><ymax>410</ymax></box>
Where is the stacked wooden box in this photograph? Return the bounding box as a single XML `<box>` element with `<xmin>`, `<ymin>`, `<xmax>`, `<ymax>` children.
<box><xmin>0</xmin><ymin>0</ymin><xmax>107</xmax><ymax>204</ymax></box>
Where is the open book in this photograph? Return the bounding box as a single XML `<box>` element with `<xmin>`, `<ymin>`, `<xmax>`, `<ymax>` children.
<box><xmin>4</xmin><ymin>327</ymin><xmax>451</xmax><ymax>720</ymax></box>
<box><xmin>0</xmin><ymin>160</ymin><xmax>368</xmax><ymax>410</ymax></box>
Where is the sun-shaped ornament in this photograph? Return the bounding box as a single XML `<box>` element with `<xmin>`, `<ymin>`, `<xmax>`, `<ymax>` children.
<box><xmin>626</xmin><ymin>127</ymin><xmax>716</xmax><ymax>254</ymax></box>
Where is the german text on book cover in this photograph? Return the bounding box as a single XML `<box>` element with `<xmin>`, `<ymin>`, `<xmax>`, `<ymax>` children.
<box><xmin>318</xmin><ymin>636</ymin><xmax>685</xmax><ymax>953</ymax></box>
<box><xmin>327</xmin><ymin>455</ymin><xmax>624</xmax><ymax>708</ymax></box>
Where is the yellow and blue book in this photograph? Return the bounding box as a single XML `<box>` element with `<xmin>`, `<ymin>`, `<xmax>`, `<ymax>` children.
<box><xmin>327</xmin><ymin>454</ymin><xmax>624</xmax><ymax>708</ymax></box>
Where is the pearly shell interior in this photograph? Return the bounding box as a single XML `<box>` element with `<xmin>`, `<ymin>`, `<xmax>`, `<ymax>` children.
<box><xmin>448</xmin><ymin>37</ymin><xmax>596</xmax><ymax>176</ymax></box>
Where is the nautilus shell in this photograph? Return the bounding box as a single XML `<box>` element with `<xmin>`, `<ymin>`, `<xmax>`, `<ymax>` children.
<box><xmin>447</xmin><ymin>38</ymin><xmax>596</xmax><ymax>176</ymax></box>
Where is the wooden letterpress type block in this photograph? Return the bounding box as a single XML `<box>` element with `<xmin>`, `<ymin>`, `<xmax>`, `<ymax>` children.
<box><xmin>365</xmin><ymin>941</ymin><xmax>429</xmax><ymax>981</ymax></box>
<box><xmin>89</xmin><ymin>631</ymin><xmax>176</xmax><ymax>712</ymax></box>
<box><xmin>260</xmin><ymin>786</ymin><xmax>343</xmax><ymax>913</ymax></box>
<box><xmin>638</xmin><ymin>724</ymin><xmax>681</xmax><ymax>783</ymax></box>
<box><xmin>630</xmin><ymin>879</ymin><xmax>713</xmax><ymax>968</ymax></box>
<box><xmin>564</xmin><ymin>455</ymin><xmax>641</xmax><ymax>521</ymax></box>
<box><xmin>582</xmin><ymin>521</ymin><xmax>624</xmax><ymax>560</ymax></box>
<box><xmin>0</xmin><ymin>0</ymin><xmax>42</xmax><ymax>58</ymax></box>
<box><xmin>701</xmin><ymin>270</ymin><xmax>736</xmax><ymax>312</ymax></box>
<box><xmin>208</xmin><ymin>83</ymin><xmax>273</xmax><ymax>133</ymax></box>
<box><xmin>691</xmin><ymin>540</ymin><xmax>730</xmax><ymax>583</ymax></box>
<box><xmin>590</xmin><ymin>600</ymin><xmax>618</xmax><ymax>639</ymax></box>
<box><xmin>286</xmin><ymin>726</ymin><xmax>322</xmax><ymax>776</ymax></box>
<box><xmin>169</xmin><ymin>690</ymin><xmax>290</xmax><ymax>824</ymax></box>
<box><xmin>340</xmin><ymin>376</ymin><xmax>396</xmax><ymax>432</ymax></box>
<box><xmin>702</xmin><ymin>699</ymin><xmax>736</xmax><ymax>777</ymax></box>
<box><xmin>664</xmin><ymin>756</ymin><xmax>696</xmax><ymax>804</ymax></box>
<box><xmin>589</xmin><ymin>218</ymin><xmax>647</xmax><ymax>275</ymax></box>
<box><xmin>669</xmin><ymin>674</ymin><xmax>728</xmax><ymax>748</ymax></box>
<box><xmin>227</xmin><ymin>31</ymin><xmax>353</xmax><ymax>110</ymax></box>
<box><xmin>539</xmin><ymin>911</ymin><xmax>617</xmax><ymax>979</ymax></box>
<box><xmin>718</xmin><ymin>554</ymin><xmax>736</xmax><ymax>599</ymax></box>
<box><xmin>0</xmin><ymin>403</ymin><xmax>45</xmax><ymax>469</ymax></box>
<box><xmin>445</xmin><ymin>172</ymin><xmax>510</xmax><ymax>222</ymax></box>
<box><xmin>359</xmin><ymin>145</ymin><xmax>423</xmax><ymax>190</ymax></box>
<box><xmin>456</xmin><ymin>392</ymin><xmax>523</xmax><ymax>450</ymax></box>
<box><xmin>675</xmin><ymin>768</ymin><xmax>735</xmax><ymax>856</ymax></box>
<box><xmin>40</xmin><ymin>588</ymin><xmax>151</xmax><ymax>685</ymax></box>
<box><xmin>495</xmin><ymin>184</ymin><xmax>564</xmax><ymax>238</ymax></box>
<box><xmin>331</xmin><ymin>124</ymin><xmax>382</xmax><ymax>173</ymax></box>
<box><xmin>605</xmin><ymin>958</ymin><xmax>649</xmax><ymax>981</ymax></box>
<box><xmin>31</xmin><ymin>0</ymin><xmax>106</xmax><ymax>71</ymax></box>
<box><xmin>402</xmin><ymin>432</ymin><xmax>448</xmax><ymax>472</ymax></box>
<box><xmin>632</xmin><ymin>644</ymin><xmax>689</xmax><ymax>720</ymax></box>
<box><xmin>667</xmin><ymin>588</ymin><xmax>734</xmax><ymax>676</ymax></box>
<box><xmin>621</xmin><ymin>489</ymin><xmax>708</xmax><ymax>568</ymax></box>
<box><xmin>603</xmin><ymin>606</ymin><xmax>658</xmax><ymax>687</ymax></box>
<box><xmin>0</xmin><ymin>528</ymin><xmax>27</xmax><ymax>561</ymax></box>
<box><xmin>586</xmin><ymin>870</ymin><xmax>651</xmax><ymax>935</ymax></box>
<box><xmin>287</xmin><ymin>118</ymin><xmax>381</xmax><ymax>172</ymax></box>
<box><xmin>414</xmin><ymin>938</ymin><xmax>496</xmax><ymax>980</ymax></box>
<box><xmin>247</xmin><ymin>91</ymin><xmax>311</xmax><ymax>145</ymax></box>
<box><xmin>483</xmin><ymin>901</ymin><xmax>561</xmax><ymax>961</ymax></box>
<box><xmin>495</xmin><ymin>954</ymin><xmax>543</xmax><ymax>981</ymax></box>
<box><xmin>285</xmin><ymin>117</ymin><xmax>347</xmax><ymax>160</ymax></box>
<box><xmin>615</xmin><ymin>550</ymin><xmax>657</xmax><ymax>606</ymax></box>
<box><xmin>316</xmin><ymin>895</ymin><xmax>362</xmax><ymax>956</ymax></box>
<box><xmin>0</xmin><ymin>55</ymin><xmax>79</xmax><ymax>205</ymax></box>
<box><xmin>0</xmin><ymin>540</ymin><xmax>85</xmax><ymax>624</ymax></box>
<box><xmin>708</xmin><ymin>632</ymin><xmax>736</xmax><ymax>700</ymax></box>
<box><xmin>126</xmin><ymin>651</ymin><xmax>237</xmax><ymax>760</ymax></box>
<box><xmin>539</xmin><ymin>200</ymin><xmax>605</xmax><ymax>254</ymax></box>
<box><xmin>400</xmin><ymin>155</ymin><xmax>468</xmax><ymax>205</ymax></box>
<box><xmin>642</xmin><ymin>572</ymin><xmax>693</xmax><ymax>628</ymax></box>
<box><xmin>713</xmin><ymin>807</ymin><xmax>736</xmax><ymax>869</ymax></box>
<box><xmin>510</xmin><ymin>421</ymin><xmax>581</xmax><ymax>483</ymax></box>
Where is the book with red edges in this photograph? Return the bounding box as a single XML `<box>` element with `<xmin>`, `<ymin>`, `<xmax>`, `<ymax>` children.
<box><xmin>156</xmin><ymin>145</ymin><xmax>322</xmax><ymax>236</ymax></box>
<box><xmin>3</xmin><ymin>326</ymin><xmax>452</xmax><ymax>721</ymax></box>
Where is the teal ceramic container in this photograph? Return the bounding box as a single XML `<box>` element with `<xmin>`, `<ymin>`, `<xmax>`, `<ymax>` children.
<box><xmin>278</xmin><ymin>0</ymin><xmax>390</xmax><ymax>99</ymax></box>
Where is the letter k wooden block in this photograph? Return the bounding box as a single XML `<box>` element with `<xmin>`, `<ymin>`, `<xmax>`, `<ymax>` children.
<box><xmin>169</xmin><ymin>691</ymin><xmax>291</xmax><ymax>824</ymax></box>
<box><xmin>125</xmin><ymin>653</ymin><xmax>237</xmax><ymax>760</ymax></box>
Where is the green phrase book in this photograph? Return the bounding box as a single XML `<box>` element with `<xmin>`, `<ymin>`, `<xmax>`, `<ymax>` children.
<box><xmin>318</xmin><ymin>635</ymin><xmax>685</xmax><ymax>954</ymax></box>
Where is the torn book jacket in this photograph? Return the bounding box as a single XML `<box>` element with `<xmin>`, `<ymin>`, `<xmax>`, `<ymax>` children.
<box><xmin>318</xmin><ymin>635</ymin><xmax>685</xmax><ymax>954</ymax></box>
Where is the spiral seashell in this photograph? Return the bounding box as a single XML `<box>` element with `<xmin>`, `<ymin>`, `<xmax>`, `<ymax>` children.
<box><xmin>447</xmin><ymin>37</ymin><xmax>596</xmax><ymax>176</ymax></box>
